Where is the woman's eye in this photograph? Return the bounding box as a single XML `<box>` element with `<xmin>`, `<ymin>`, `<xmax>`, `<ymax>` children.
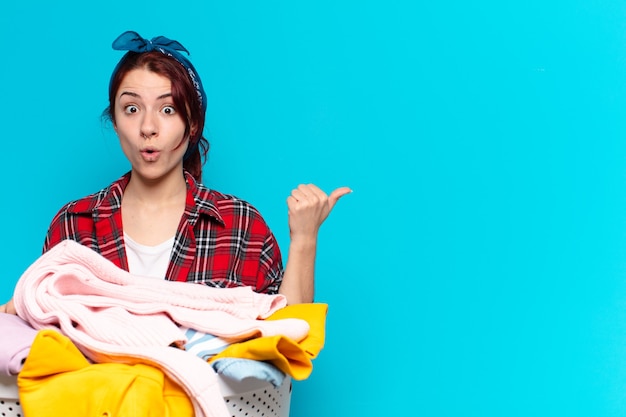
<box><xmin>162</xmin><ymin>106</ymin><xmax>176</xmax><ymax>115</ymax></box>
<box><xmin>124</xmin><ymin>105</ymin><xmax>139</xmax><ymax>114</ymax></box>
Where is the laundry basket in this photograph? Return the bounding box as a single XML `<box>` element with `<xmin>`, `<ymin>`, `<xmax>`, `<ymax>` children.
<box><xmin>0</xmin><ymin>373</ymin><xmax>291</xmax><ymax>417</ymax></box>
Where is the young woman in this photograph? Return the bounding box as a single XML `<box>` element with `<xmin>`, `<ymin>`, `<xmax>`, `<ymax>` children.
<box><xmin>0</xmin><ymin>31</ymin><xmax>349</xmax><ymax>314</ymax></box>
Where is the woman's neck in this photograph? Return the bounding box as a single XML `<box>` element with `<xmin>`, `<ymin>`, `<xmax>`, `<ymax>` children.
<box><xmin>124</xmin><ymin>168</ymin><xmax>187</xmax><ymax>205</ymax></box>
<box><xmin>121</xmin><ymin>169</ymin><xmax>187</xmax><ymax>246</ymax></box>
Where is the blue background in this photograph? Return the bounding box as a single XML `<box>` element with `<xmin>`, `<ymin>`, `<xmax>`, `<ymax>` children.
<box><xmin>2</xmin><ymin>1</ymin><xmax>626</xmax><ymax>416</ymax></box>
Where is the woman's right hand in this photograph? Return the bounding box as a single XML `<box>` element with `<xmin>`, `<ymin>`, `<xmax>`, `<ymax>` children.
<box><xmin>0</xmin><ymin>298</ymin><xmax>16</xmax><ymax>315</ymax></box>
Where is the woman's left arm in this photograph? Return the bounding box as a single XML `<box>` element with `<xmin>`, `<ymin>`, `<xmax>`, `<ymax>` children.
<box><xmin>278</xmin><ymin>184</ymin><xmax>351</xmax><ymax>304</ymax></box>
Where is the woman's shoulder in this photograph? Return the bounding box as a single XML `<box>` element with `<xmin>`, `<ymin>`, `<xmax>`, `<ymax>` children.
<box><xmin>199</xmin><ymin>185</ymin><xmax>263</xmax><ymax>215</ymax></box>
<box><xmin>189</xmin><ymin>174</ymin><xmax>258</xmax><ymax>210</ymax></box>
<box><xmin>192</xmin><ymin>181</ymin><xmax>268</xmax><ymax>227</ymax></box>
<box><xmin>54</xmin><ymin>173</ymin><xmax>129</xmax><ymax>216</ymax></box>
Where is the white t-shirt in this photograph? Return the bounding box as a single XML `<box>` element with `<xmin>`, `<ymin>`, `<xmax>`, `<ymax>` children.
<box><xmin>124</xmin><ymin>233</ymin><xmax>175</xmax><ymax>279</ymax></box>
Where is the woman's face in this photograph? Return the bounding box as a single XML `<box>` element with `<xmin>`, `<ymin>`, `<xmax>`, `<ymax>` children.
<box><xmin>114</xmin><ymin>68</ymin><xmax>188</xmax><ymax>181</ymax></box>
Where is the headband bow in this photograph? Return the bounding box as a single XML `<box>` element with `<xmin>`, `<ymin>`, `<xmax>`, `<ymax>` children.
<box><xmin>110</xmin><ymin>31</ymin><xmax>207</xmax><ymax>113</ymax></box>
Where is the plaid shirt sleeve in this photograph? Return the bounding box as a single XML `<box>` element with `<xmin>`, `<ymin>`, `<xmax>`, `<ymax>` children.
<box><xmin>42</xmin><ymin>174</ymin><xmax>130</xmax><ymax>271</ymax></box>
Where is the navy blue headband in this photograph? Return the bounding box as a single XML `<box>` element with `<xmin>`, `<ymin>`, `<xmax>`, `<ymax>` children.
<box><xmin>110</xmin><ymin>31</ymin><xmax>207</xmax><ymax>113</ymax></box>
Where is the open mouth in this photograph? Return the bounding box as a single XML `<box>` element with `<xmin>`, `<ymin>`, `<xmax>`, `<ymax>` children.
<box><xmin>141</xmin><ymin>148</ymin><xmax>160</xmax><ymax>160</ymax></box>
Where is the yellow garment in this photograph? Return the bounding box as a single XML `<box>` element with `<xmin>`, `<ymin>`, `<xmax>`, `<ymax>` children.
<box><xmin>209</xmin><ymin>303</ymin><xmax>328</xmax><ymax>380</ymax></box>
<box><xmin>266</xmin><ymin>303</ymin><xmax>327</xmax><ymax>359</ymax></box>
<box><xmin>18</xmin><ymin>330</ymin><xmax>193</xmax><ymax>417</ymax></box>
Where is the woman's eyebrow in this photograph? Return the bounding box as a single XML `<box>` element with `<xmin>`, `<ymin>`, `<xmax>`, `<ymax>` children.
<box><xmin>119</xmin><ymin>91</ymin><xmax>140</xmax><ymax>99</ymax></box>
<box><xmin>118</xmin><ymin>92</ymin><xmax>173</xmax><ymax>100</ymax></box>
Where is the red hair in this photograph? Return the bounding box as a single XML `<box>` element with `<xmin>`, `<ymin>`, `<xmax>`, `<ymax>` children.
<box><xmin>104</xmin><ymin>51</ymin><xmax>209</xmax><ymax>182</ymax></box>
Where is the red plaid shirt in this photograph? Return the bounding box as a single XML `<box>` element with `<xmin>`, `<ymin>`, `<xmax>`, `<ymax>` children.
<box><xmin>43</xmin><ymin>171</ymin><xmax>283</xmax><ymax>293</ymax></box>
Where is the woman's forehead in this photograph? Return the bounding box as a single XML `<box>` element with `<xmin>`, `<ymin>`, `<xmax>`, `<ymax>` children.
<box><xmin>117</xmin><ymin>69</ymin><xmax>172</xmax><ymax>98</ymax></box>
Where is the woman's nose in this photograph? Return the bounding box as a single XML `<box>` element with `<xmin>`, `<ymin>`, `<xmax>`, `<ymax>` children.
<box><xmin>140</xmin><ymin>113</ymin><xmax>158</xmax><ymax>139</ymax></box>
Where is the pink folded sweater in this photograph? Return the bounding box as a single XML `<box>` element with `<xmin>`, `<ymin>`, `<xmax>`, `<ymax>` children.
<box><xmin>13</xmin><ymin>239</ymin><xmax>309</xmax><ymax>417</ymax></box>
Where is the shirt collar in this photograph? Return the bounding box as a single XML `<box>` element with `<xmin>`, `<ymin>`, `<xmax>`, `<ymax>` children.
<box><xmin>67</xmin><ymin>170</ymin><xmax>225</xmax><ymax>226</ymax></box>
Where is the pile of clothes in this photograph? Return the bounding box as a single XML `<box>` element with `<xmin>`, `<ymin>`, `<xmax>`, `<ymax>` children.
<box><xmin>1</xmin><ymin>240</ymin><xmax>327</xmax><ymax>417</ymax></box>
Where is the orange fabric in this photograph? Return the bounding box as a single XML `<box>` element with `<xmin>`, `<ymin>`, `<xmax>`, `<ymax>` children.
<box><xmin>266</xmin><ymin>303</ymin><xmax>328</xmax><ymax>359</ymax></box>
<box><xmin>18</xmin><ymin>330</ymin><xmax>194</xmax><ymax>417</ymax></box>
<box><xmin>209</xmin><ymin>303</ymin><xmax>328</xmax><ymax>380</ymax></box>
